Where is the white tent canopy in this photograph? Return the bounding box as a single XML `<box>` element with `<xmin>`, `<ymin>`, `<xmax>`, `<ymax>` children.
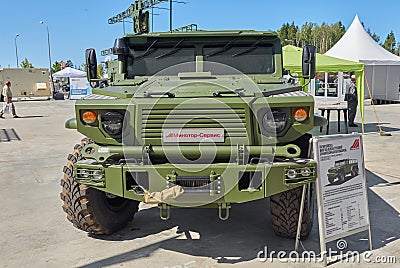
<box><xmin>326</xmin><ymin>15</ymin><xmax>400</xmax><ymax>63</ymax></box>
<box><xmin>52</xmin><ymin>67</ymin><xmax>86</xmax><ymax>78</ymax></box>
<box><xmin>326</xmin><ymin>15</ymin><xmax>400</xmax><ymax>101</ymax></box>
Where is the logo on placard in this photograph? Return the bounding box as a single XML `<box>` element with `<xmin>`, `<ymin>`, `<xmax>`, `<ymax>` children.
<box><xmin>350</xmin><ymin>139</ymin><xmax>360</xmax><ymax>150</ymax></box>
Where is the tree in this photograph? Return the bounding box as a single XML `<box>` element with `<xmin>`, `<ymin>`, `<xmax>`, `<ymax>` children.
<box><xmin>287</xmin><ymin>22</ymin><xmax>299</xmax><ymax>46</ymax></box>
<box><xmin>278</xmin><ymin>22</ymin><xmax>299</xmax><ymax>46</ymax></box>
<box><xmin>278</xmin><ymin>21</ymin><xmax>346</xmax><ymax>53</ymax></box>
<box><xmin>330</xmin><ymin>21</ymin><xmax>346</xmax><ymax>47</ymax></box>
<box><xmin>382</xmin><ymin>31</ymin><xmax>396</xmax><ymax>53</ymax></box>
<box><xmin>298</xmin><ymin>22</ymin><xmax>315</xmax><ymax>47</ymax></box>
<box><xmin>316</xmin><ymin>22</ymin><xmax>335</xmax><ymax>53</ymax></box>
<box><xmin>76</xmin><ymin>64</ymin><xmax>83</xmax><ymax>71</ymax></box>
<box><xmin>52</xmin><ymin>61</ymin><xmax>62</xmax><ymax>73</ymax></box>
<box><xmin>278</xmin><ymin>23</ymin><xmax>289</xmax><ymax>45</ymax></box>
<box><xmin>66</xmin><ymin>60</ymin><xmax>74</xmax><ymax>68</ymax></box>
<box><xmin>279</xmin><ymin>20</ymin><xmax>400</xmax><ymax>56</ymax></box>
<box><xmin>366</xmin><ymin>27</ymin><xmax>380</xmax><ymax>43</ymax></box>
<box><xmin>20</xmin><ymin>58</ymin><xmax>34</xmax><ymax>68</ymax></box>
<box><xmin>361</xmin><ymin>21</ymin><xmax>381</xmax><ymax>43</ymax></box>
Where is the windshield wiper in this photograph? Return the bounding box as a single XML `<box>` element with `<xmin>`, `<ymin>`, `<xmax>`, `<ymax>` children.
<box><xmin>232</xmin><ymin>37</ymin><xmax>266</xmax><ymax>57</ymax></box>
<box><xmin>156</xmin><ymin>39</ymin><xmax>185</xmax><ymax>59</ymax></box>
<box><xmin>206</xmin><ymin>37</ymin><xmax>239</xmax><ymax>58</ymax></box>
<box><xmin>135</xmin><ymin>39</ymin><xmax>159</xmax><ymax>60</ymax></box>
<box><xmin>212</xmin><ymin>88</ymin><xmax>245</xmax><ymax>97</ymax></box>
<box><xmin>144</xmin><ymin>91</ymin><xmax>175</xmax><ymax>98</ymax></box>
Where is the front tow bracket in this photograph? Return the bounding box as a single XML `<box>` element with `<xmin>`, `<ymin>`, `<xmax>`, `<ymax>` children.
<box><xmin>218</xmin><ymin>203</ymin><xmax>231</xmax><ymax>221</ymax></box>
<box><xmin>159</xmin><ymin>203</ymin><xmax>171</xmax><ymax>221</ymax></box>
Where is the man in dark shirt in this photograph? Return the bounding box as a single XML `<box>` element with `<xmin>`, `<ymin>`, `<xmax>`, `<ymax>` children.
<box><xmin>345</xmin><ymin>75</ymin><xmax>358</xmax><ymax>127</ymax></box>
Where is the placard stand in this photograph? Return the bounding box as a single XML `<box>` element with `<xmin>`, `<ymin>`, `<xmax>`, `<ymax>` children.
<box><xmin>294</xmin><ymin>183</ymin><xmax>308</xmax><ymax>251</ymax></box>
<box><xmin>295</xmin><ymin>133</ymin><xmax>372</xmax><ymax>266</ymax></box>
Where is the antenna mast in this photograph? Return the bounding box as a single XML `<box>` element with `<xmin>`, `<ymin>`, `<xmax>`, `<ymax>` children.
<box><xmin>108</xmin><ymin>0</ymin><xmax>167</xmax><ymax>34</ymax></box>
<box><xmin>108</xmin><ymin>0</ymin><xmax>187</xmax><ymax>34</ymax></box>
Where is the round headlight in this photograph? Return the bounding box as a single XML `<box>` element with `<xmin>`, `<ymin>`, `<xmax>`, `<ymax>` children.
<box><xmin>101</xmin><ymin>111</ymin><xmax>124</xmax><ymax>136</ymax></box>
<box><xmin>77</xmin><ymin>169</ymin><xmax>89</xmax><ymax>178</ymax></box>
<box><xmin>92</xmin><ymin>170</ymin><xmax>103</xmax><ymax>180</ymax></box>
<box><xmin>300</xmin><ymin>167</ymin><xmax>312</xmax><ymax>177</ymax></box>
<box><xmin>262</xmin><ymin>110</ymin><xmax>287</xmax><ymax>133</ymax></box>
<box><xmin>286</xmin><ymin>169</ymin><xmax>297</xmax><ymax>179</ymax></box>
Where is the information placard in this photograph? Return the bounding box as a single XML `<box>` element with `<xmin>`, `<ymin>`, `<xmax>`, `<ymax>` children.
<box><xmin>313</xmin><ymin>133</ymin><xmax>370</xmax><ymax>241</ymax></box>
<box><xmin>69</xmin><ymin>78</ymin><xmax>91</xmax><ymax>100</ymax></box>
<box><xmin>293</xmin><ymin>134</ymin><xmax>372</xmax><ymax>266</ymax></box>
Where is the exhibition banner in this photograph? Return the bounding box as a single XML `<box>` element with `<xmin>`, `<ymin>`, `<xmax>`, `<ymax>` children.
<box><xmin>69</xmin><ymin>78</ymin><xmax>91</xmax><ymax>100</ymax></box>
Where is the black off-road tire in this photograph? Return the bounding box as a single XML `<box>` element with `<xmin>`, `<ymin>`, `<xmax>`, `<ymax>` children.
<box><xmin>270</xmin><ymin>184</ymin><xmax>314</xmax><ymax>239</ymax></box>
<box><xmin>338</xmin><ymin>170</ymin><xmax>345</xmax><ymax>182</ymax></box>
<box><xmin>60</xmin><ymin>138</ymin><xmax>140</xmax><ymax>234</ymax></box>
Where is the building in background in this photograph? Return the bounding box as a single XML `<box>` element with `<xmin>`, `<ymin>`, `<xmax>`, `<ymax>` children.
<box><xmin>0</xmin><ymin>68</ymin><xmax>51</xmax><ymax>100</ymax></box>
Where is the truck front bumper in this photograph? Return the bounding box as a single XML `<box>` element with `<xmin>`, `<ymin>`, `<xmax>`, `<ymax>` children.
<box><xmin>74</xmin><ymin>159</ymin><xmax>317</xmax><ymax>205</ymax></box>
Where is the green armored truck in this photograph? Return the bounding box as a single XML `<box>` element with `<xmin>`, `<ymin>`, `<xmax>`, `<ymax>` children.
<box><xmin>327</xmin><ymin>159</ymin><xmax>359</xmax><ymax>184</ymax></box>
<box><xmin>61</xmin><ymin>20</ymin><xmax>327</xmax><ymax>238</ymax></box>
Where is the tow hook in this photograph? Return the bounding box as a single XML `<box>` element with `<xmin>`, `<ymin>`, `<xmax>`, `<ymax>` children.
<box><xmin>159</xmin><ymin>203</ymin><xmax>171</xmax><ymax>220</ymax></box>
<box><xmin>218</xmin><ymin>203</ymin><xmax>231</xmax><ymax>221</ymax></box>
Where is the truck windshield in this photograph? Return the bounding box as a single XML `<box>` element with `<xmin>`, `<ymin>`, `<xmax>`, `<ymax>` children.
<box><xmin>203</xmin><ymin>44</ymin><xmax>274</xmax><ymax>74</ymax></box>
<box><xmin>127</xmin><ymin>46</ymin><xmax>196</xmax><ymax>77</ymax></box>
<box><xmin>126</xmin><ymin>40</ymin><xmax>275</xmax><ymax>77</ymax></box>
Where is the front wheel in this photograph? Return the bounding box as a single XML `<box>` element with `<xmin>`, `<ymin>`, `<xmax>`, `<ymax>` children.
<box><xmin>338</xmin><ymin>170</ymin><xmax>345</xmax><ymax>182</ymax></box>
<box><xmin>351</xmin><ymin>166</ymin><xmax>359</xmax><ymax>177</ymax></box>
<box><xmin>60</xmin><ymin>138</ymin><xmax>139</xmax><ymax>234</ymax></box>
<box><xmin>328</xmin><ymin>175</ymin><xmax>336</xmax><ymax>184</ymax></box>
<box><xmin>270</xmin><ymin>184</ymin><xmax>314</xmax><ymax>239</ymax></box>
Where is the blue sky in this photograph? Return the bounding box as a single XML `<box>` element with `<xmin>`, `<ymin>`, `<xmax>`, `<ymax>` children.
<box><xmin>0</xmin><ymin>0</ymin><xmax>398</xmax><ymax>69</ymax></box>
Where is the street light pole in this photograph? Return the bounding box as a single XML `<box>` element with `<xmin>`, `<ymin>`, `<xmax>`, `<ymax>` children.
<box><xmin>15</xmin><ymin>34</ymin><xmax>20</xmax><ymax>68</ymax></box>
<box><xmin>40</xmin><ymin>21</ymin><xmax>55</xmax><ymax>96</ymax></box>
<box><xmin>169</xmin><ymin>0</ymin><xmax>172</xmax><ymax>32</ymax></box>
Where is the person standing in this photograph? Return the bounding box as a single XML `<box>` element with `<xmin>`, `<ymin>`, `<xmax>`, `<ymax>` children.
<box><xmin>0</xmin><ymin>81</ymin><xmax>19</xmax><ymax>118</ymax></box>
<box><xmin>345</xmin><ymin>75</ymin><xmax>358</xmax><ymax>127</ymax></box>
<box><xmin>342</xmin><ymin>73</ymin><xmax>351</xmax><ymax>95</ymax></box>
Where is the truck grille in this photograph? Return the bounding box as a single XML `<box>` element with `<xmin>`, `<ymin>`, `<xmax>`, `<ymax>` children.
<box><xmin>141</xmin><ymin>106</ymin><xmax>248</xmax><ymax>142</ymax></box>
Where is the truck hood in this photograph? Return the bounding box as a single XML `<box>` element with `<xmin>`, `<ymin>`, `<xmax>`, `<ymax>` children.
<box><xmin>93</xmin><ymin>76</ymin><xmax>302</xmax><ymax>99</ymax></box>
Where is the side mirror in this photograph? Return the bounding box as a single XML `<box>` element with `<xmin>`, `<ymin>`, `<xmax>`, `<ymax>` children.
<box><xmin>302</xmin><ymin>45</ymin><xmax>316</xmax><ymax>79</ymax></box>
<box><xmin>85</xmin><ymin>48</ymin><xmax>98</xmax><ymax>81</ymax></box>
